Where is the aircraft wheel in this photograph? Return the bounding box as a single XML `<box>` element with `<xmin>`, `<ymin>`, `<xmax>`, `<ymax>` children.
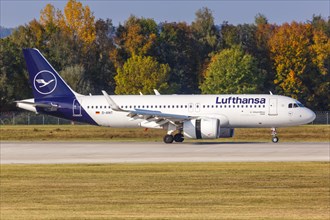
<box><xmin>164</xmin><ymin>135</ymin><xmax>174</xmax><ymax>144</ymax></box>
<box><xmin>174</xmin><ymin>133</ymin><xmax>184</xmax><ymax>142</ymax></box>
<box><xmin>272</xmin><ymin>136</ymin><xmax>279</xmax><ymax>143</ymax></box>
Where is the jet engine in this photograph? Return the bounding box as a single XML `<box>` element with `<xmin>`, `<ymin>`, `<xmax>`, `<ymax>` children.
<box><xmin>183</xmin><ymin>118</ymin><xmax>234</xmax><ymax>139</ymax></box>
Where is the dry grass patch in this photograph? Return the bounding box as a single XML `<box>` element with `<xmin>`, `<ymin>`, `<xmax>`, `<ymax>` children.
<box><xmin>0</xmin><ymin>125</ymin><xmax>329</xmax><ymax>142</ymax></box>
<box><xmin>1</xmin><ymin>162</ymin><xmax>329</xmax><ymax>219</ymax></box>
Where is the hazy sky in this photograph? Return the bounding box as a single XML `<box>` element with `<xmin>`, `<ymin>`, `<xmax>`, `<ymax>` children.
<box><xmin>1</xmin><ymin>0</ymin><xmax>329</xmax><ymax>28</ymax></box>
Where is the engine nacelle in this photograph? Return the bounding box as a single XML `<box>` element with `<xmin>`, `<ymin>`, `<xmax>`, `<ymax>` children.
<box><xmin>183</xmin><ymin>118</ymin><xmax>220</xmax><ymax>139</ymax></box>
<box><xmin>183</xmin><ymin>118</ymin><xmax>235</xmax><ymax>139</ymax></box>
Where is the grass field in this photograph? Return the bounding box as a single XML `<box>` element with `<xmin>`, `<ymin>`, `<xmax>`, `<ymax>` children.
<box><xmin>0</xmin><ymin>124</ymin><xmax>329</xmax><ymax>142</ymax></box>
<box><xmin>1</xmin><ymin>162</ymin><xmax>329</xmax><ymax>219</ymax></box>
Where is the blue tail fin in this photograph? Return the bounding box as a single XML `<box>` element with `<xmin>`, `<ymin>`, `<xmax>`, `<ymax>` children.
<box><xmin>23</xmin><ymin>48</ymin><xmax>76</xmax><ymax>99</ymax></box>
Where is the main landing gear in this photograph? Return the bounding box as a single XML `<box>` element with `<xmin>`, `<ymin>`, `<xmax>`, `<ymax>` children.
<box><xmin>271</xmin><ymin>128</ymin><xmax>279</xmax><ymax>143</ymax></box>
<box><xmin>163</xmin><ymin>133</ymin><xmax>184</xmax><ymax>144</ymax></box>
<box><xmin>163</xmin><ymin>123</ymin><xmax>184</xmax><ymax>144</ymax></box>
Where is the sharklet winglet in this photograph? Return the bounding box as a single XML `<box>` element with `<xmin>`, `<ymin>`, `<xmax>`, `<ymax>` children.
<box><xmin>102</xmin><ymin>90</ymin><xmax>125</xmax><ymax>112</ymax></box>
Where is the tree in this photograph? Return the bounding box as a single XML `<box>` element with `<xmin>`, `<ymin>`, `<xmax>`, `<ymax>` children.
<box><xmin>84</xmin><ymin>19</ymin><xmax>116</xmax><ymax>94</ymax></box>
<box><xmin>0</xmin><ymin>38</ymin><xmax>31</xmax><ymax>111</ymax></box>
<box><xmin>115</xmin><ymin>55</ymin><xmax>170</xmax><ymax>94</ymax></box>
<box><xmin>255</xmin><ymin>14</ymin><xmax>276</xmax><ymax>92</ymax></box>
<box><xmin>200</xmin><ymin>46</ymin><xmax>263</xmax><ymax>94</ymax></box>
<box><xmin>158</xmin><ymin>22</ymin><xmax>201</xmax><ymax>94</ymax></box>
<box><xmin>60</xmin><ymin>64</ymin><xmax>85</xmax><ymax>93</ymax></box>
<box><xmin>191</xmin><ymin>7</ymin><xmax>219</xmax><ymax>53</ymax></box>
<box><xmin>57</xmin><ymin>0</ymin><xmax>96</xmax><ymax>48</ymax></box>
<box><xmin>220</xmin><ymin>22</ymin><xmax>239</xmax><ymax>49</ymax></box>
<box><xmin>268</xmin><ymin>21</ymin><xmax>329</xmax><ymax>109</ymax></box>
<box><xmin>110</xmin><ymin>16</ymin><xmax>158</xmax><ymax>69</ymax></box>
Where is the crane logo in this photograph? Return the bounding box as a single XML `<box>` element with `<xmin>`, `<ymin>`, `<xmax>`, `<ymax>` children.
<box><xmin>33</xmin><ymin>70</ymin><xmax>57</xmax><ymax>95</ymax></box>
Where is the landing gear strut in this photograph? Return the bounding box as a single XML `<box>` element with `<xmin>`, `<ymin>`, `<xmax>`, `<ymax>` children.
<box><xmin>271</xmin><ymin>128</ymin><xmax>279</xmax><ymax>143</ymax></box>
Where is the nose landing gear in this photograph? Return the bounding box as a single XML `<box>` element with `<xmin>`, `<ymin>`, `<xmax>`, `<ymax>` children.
<box><xmin>271</xmin><ymin>128</ymin><xmax>279</xmax><ymax>143</ymax></box>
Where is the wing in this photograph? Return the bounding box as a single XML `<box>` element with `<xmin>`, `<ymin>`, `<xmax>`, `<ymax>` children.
<box><xmin>102</xmin><ymin>91</ymin><xmax>193</xmax><ymax>128</ymax></box>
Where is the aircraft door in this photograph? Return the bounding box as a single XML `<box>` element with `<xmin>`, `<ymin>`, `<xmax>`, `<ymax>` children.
<box><xmin>73</xmin><ymin>99</ymin><xmax>82</xmax><ymax>116</ymax></box>
<box><xmin>269</xmin><ymin>98</ymin><xmax>278</xmax><ymax>116</ymax></box>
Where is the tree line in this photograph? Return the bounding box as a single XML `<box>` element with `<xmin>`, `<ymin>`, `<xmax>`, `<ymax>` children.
<box><xmin>0</xmin><ymin>0</ymin><xmax>329</xmax><ymax>111</ymax></box>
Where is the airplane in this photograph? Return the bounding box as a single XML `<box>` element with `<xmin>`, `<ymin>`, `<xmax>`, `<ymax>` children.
<box><xmin>16</xmin><ymin>48</ymin><xmax>316</xmax><ymax>143</ymax></box>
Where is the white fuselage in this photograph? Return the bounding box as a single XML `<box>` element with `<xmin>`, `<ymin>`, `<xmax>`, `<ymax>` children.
<box><xmin>70</xmin><ymin>94</ymin><xmax>315</xmax><ymax>128</ymax></box>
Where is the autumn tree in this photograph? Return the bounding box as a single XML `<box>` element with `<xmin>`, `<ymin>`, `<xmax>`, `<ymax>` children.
<box><xmin>110</xmin><ymin>16</ymin><xmax>158</xmax><ymax>68</ymax></box>
<box><xmin>115</xmin><ymin>55</ymin><xmax>170</xmax><ymax>94</ymax></box>
<box><xmin>200</xmin><ymin>46</ymin><xmax>263</xmax><ymax>94</ymax></box>
<box><xmin>269</xmin><ymin>21</ymin><xmax>329</xmax><ymax>109</ymax></box>
<box><xmin>61</xmin><ymin>0</ymin><xmax>95</xmax><ymax>45</ymax></box>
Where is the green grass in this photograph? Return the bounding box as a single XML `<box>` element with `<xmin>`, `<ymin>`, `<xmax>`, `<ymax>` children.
<box><xmin>0</xmin><ymin>124</ymin><xmax>329</xmax><ymax>142</ymax></box>
<box><xmin>1</xmin><ymin>162</ymin><xmax>329</xmax><ymax>219</ymax></box>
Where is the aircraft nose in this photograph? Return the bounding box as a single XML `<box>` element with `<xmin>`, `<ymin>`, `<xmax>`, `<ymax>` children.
<box><xmin>305</xmin><ymin>108</ymin><xmax>316</xmax><ymax>123</ymax></box>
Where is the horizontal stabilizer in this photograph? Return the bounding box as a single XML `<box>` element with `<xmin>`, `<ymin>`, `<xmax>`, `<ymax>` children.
<box><xmin>15</xmin><ymin>100</ymin><xmax>59</xmax><ymax>111</ymax></box>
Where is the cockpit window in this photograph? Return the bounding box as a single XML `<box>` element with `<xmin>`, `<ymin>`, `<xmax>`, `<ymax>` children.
<box><xmin>288</xmin><ymin>102</ymin><xmax>304</xmax><ymax>108</ymax></box>
<box><xmin>297</xmin><ymin>102</ymin><xmax>304</xmax><ymax>107</ymax></box>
